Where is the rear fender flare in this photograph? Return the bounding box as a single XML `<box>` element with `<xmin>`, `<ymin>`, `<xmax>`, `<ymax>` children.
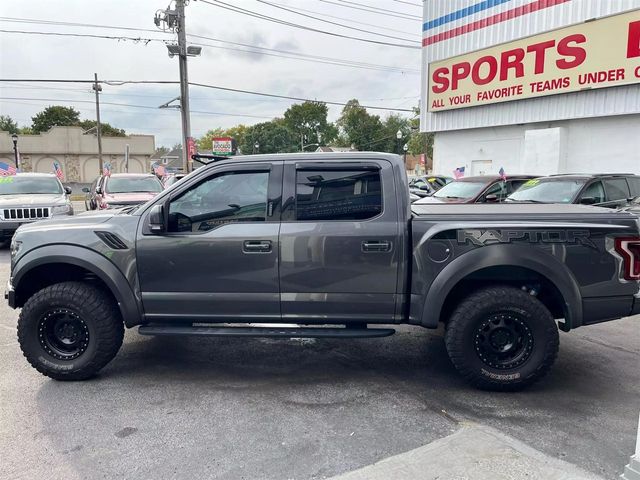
<box><xmin>13</xmin><ymin>245</ymin><xmax>142</xmax><ymax>327</ymax></box>
<box><xmin>419</xmin><ymin>244</ymin><xmax>582</xmax><ymax>329</ymax></box>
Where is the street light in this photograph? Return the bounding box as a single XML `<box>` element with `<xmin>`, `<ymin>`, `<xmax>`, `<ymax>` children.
<box><xmin>11</xmin><ymin>133</ymin><xmax>19</xmax><ymax>170</ymax></box>
<box><xmin>396</xmin><ymin>129</ymin><xmax>402</xmax><ymax>155</ymax></box>
<box><xmin>403</xmin><ymin>143</ymin><xmax>408</xmax><ymax>167</ymax></box>
<box><xmin>253</xmin><ymin>141</ymin><xmax>260</xmax><ymax>154</ymax></box>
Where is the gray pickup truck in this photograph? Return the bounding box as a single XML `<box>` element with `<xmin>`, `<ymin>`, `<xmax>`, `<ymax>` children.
<box><xmin>6</xmin><ymin>153</ymin><xmax>640</xmax><ymax>390</ymax></box>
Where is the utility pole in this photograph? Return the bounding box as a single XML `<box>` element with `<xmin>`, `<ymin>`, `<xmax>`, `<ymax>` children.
<box><xmin>125</xmin><ymin>144</ymin><xmax>130</xmax><ymax>173</ymax></box>
<box><xmin>176</xmin><ymin>0</ymin><xmax>191</xmax><ymax>173</ymax></box>
<box><xmin>93</xmin><ymin>73</ymin><xmax>104</xmax><ymax>175</ymax></box>
<box><xmin>155</xmin><ymin>1</ymin><xmax>200</xmax><ymax>173</ymax></box>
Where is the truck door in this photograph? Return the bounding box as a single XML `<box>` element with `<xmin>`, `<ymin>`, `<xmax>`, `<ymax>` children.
<box><xmin>278</xmin><ymin>159</ymin><xmax>401</xmax><ymax>323</ymax></box>
<box><xmin>136</xmin><ymin>162</ymin><xmax>283</xmax><ymax>322</ymax></box>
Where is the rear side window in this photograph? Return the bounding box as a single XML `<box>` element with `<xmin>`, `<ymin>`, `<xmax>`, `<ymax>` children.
<box><xmin>295</xmin><ymin>169</ymin><xmax>382</xmax><ymax>221</ymax></box>
<box><xmin>627</xmin><ymin>177</ymin><xmax>640</xmax><ymax>197</ymax></box>
<box><xmin>603</xmin><ymin>178</ymin><xmax>630</xmax><ymax>201</ymax></box>
<box><xmin>579</xmin><ymin>181</ymin><xmax>605</xmax><ymax>203</ymax></box>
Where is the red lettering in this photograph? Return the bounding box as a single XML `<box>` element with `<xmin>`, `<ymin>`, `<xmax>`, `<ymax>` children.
<box><xmin>556</xmin><ymin>34</ymin><xmax>587</xmax><ymax>69</ymax></box>
<box><xmin>451</xmin><ymin>61</ymin><xmax>471</xmax><ymax>90</ymax></box>
<box><xmin>628</xmin><ymin>21</ymin><xmax>640</xmax><ymax>58</ymax></box>
<box><xmin>499</xmin><ymin>48</ymin><xmax>525</xmax><ymax>81</ymax></box>
<box><xmin>635</xmin><ymin>66</ymin><xmax>640</xmax><ymax>78</ymax></box>
<box><xmin>431</xmin><ymin>67</ymin><xmax>449</xmax><ymax>94</ymax></box>
<box><xmin>471</xmin><ymin>56</ymin><xmax>498</xmax><ymax>85</ymax></box>
<box><xmin>526</xmin><ymin>40</ymin><xmax>556</xmax><ymax>74</ymax></box>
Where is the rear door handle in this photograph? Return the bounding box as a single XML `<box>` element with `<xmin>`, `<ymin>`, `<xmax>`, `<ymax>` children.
<box><xmin>361</xmin><ymin>240</ymin><xmax>392</xmax><ymax>253</ymax></box>
<box><xmin>243</xmin><ymin>240</ymin><xmax>272</xmax><ymax>253</ymax></box>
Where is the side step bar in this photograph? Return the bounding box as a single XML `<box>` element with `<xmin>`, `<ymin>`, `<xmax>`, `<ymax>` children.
<box><xmin>138</xmin><ymin>325</ymin><xmax>395</xmax><ymax>339</ymax></box>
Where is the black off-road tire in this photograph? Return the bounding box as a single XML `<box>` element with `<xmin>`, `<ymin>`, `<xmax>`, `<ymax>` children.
<box><xmin>17</xmin><ymin>282</ymin><xmax>124</xmax><ymax>381</ymax></box>
<box><xmin>445</xmin><ymin>286</ymin><xmax>559</xmax><ymax>391</ymax></box>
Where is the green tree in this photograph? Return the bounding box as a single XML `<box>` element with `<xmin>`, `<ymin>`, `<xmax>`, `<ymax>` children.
<box><xmin>31</xmin><ymin>106</ymin><xmax>80</xmax><ymax>134</ymax></box>
<box><xmin>0</xmin><ymin>115</ymin><xmax>18</xmax><ymax>134</ymax></box>
<box><xmin>406</xmin><ymin>107</ymin><xmax>434</xmax><ymax>159</ymax></box>
<box><xmin>283</xmin><ymin>101</ymin><xmax>335</xmax><ymax>150</ymax></box>
<box><xmin>337</xmin><ymin>99</ymin><xmax>385</xmax><ymax>151</ymax></box>
<box><xmin>18</xmin><ymin>126</ymin><xmax>34</xmax><ymax>135</ymax></box>
<box><xmin>77</xmin><ymin>119</ymin><xmax>126</xmax><ymax>137</ymax></box>
<box><xmin>241</xmin><ymin>120</ymin><xmax>296</xmax><ymax>154</ymax></box>
<box><xmin>155</xmin><ymin>146</ymin><xmax>170</xmax><ymax>156</ymax></box>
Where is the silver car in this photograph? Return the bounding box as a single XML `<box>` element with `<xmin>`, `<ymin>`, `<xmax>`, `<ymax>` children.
<box><xmin>0</xmin><ymin>173</ymin><xmax>73</xmax><ymax>242</ymax></box>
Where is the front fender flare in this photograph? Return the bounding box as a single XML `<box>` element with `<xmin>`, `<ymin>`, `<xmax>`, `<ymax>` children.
<box><xmin>419</xmin><ymin>244</ymin><xmax>583</xmax><ymax>330</ymax></box>
<box><xmin>13</xmin><ymin>244</ymin><xmax>142</xmax><ymax>327</ymax></box>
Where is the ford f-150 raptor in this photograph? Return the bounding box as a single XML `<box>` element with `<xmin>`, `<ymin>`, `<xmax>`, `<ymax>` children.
<box><xmin>6</xmin><ymin>152</ymin><xmax>640</xmax><ymax>390</ymax></box>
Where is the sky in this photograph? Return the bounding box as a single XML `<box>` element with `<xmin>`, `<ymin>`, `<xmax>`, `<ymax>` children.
<box><xmin>0</xmin><ymin>0</ymin><xmax>423</xmax><ymax>148</ymax></box>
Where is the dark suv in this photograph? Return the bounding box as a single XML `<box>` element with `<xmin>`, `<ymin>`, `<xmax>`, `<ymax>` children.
<box><xmin>414</xmin><ymin>175</ymin><xmax>536</xmax><ymax>204</ymax></box>
<box><xmin>507</xmin><ymin>174</ymin><xmax>640</xmax><ymax>207</ymax></box>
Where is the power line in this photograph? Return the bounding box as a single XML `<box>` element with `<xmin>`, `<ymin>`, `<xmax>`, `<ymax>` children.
<box><xmin>198</xmin><ymin>0</ymin><xmax>420</xmax><ymax>49</ymax></box>
<box><xmin>0</xmin><ymin>79</ymin><xmax>415</xmax><ymax>112</ymax></box>
<box><xmin>256</xmin><ymin>2</ymin><xmax>421</xmax><ymax>37</ymax></box>
<box><xmin>0</xmin><ymin>96</ymin><xmax>274</xmax><ymax>119</ymax></box>
<box><xmin>336</xmin><ymin>0</ymin><xmax>422</xmax><ymax>18</ymax></box>
<box><xmin>0</xmin><ymin>24</ymin><xmax>418</xmax><ymax>74</ymax></box>
<box><xmin>391</xmin><ymin>0</ymin><xmax>422</xmax><ymax>6</ymax></box>
<box><xmin>317</xmin><ymin>0</ymin><xmax>420</xmax><ymax>21</ymax></box>
<box><xmin>254</xmin><ymin>0</ymin><xmax>419</xmax><ymax>43</ymax></box>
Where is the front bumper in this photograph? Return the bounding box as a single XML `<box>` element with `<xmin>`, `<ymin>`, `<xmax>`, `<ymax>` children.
<box><xmin>5</xmin><ymin>278</ymin><xmax>16</xmax><ymax>308</ymax></box>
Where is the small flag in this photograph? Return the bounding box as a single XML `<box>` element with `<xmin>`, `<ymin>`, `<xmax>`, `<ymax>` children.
<box><xmin>499</xmin><ymin>167</ymin><xmax>507</xmax><ymax>181</ymax></box>
<box><xmin>53</xmin><ymin>161</ymin><xmax>64</xmax><ymax>180</ymax></box>
<box><xmin>103</xmin><ymin>162</ymin><xmax>112</xmax><ymax>176</ymax></box>
<box><xmin>0</xmin><ymin>162</ymin><xmax>17</xmax><ymax>176</ymax></box>
<box><xmin>420</xmin><ymin>153</ymin><xmax>426</xmax><ymax>165</ymax></box>
<box><xmin>453</xmin><ymin>166</ymin><xmax>465</xmax><ymax>179</ymax></box>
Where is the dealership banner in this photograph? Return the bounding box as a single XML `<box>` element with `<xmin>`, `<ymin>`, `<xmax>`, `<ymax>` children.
<box><xmin>426</xmin><ymin>9</ymin><xmax>640</xmax><ymax>112</ymax></box>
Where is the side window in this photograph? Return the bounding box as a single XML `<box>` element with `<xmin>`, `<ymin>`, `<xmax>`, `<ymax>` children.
<box><xmin>167</xmin><ymin>171</ymin><xmax>269</xmax><ymax>233</ymax></box>
<box><xmin>295</xmin><ymin>169</ymin><xmax>382</xmax><ymax>221</ymax></box>
<box><xmin>627</xmin><ymin>177</ymin><xmax>640</xmax><ymax>197</ymax></box>
<box><xmin>603</xmin><ymin>178</ymin><xmax>630</xmax><ymax>201</ymax></box>
<box><xmin>481</xmin><ymin>181</ymin><xmax>506</xmax><ymax>201</ymax></box>
<box><xmin>579</xmin><ymin>181</ymin><xmax>605</xmax><ymax>203</ymax></box>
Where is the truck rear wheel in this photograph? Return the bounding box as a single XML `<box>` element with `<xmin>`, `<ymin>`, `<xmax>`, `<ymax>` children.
<box><xmin>17</xmin><ymin>282</ymin><xmax>124</xmax><ymax>381</ymax></box>
<box><xmin>444</xmin><ymin>286</ymin><xmax>559</xmax><ymax>391</ymax></box>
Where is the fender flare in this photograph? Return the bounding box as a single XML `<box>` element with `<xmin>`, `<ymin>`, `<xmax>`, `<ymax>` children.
<box><xmin>13</xmin><ymin>245</ymin><xmax>143</xmax><ymax>327</ymax></box>
<box><xmin>419</xmin><ymin>244</ymin><xmax>583</xmax><ymax>330</ymax></box>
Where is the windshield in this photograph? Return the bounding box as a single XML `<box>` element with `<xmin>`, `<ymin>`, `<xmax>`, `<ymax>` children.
<box><xmin>106</xmin><ymin>176</ymin><xmax>163</xmax><ymax>194</ymax></box>
<box><xmin>431</xmin><ymin>181</ymin><xmax>487</xmax><ymax>199</ymax></box>
<box><xmin>507</xmin><ymin>178</ymin><xmax>586</xmax><ymax>203</ymax></box>
<box><xmin>0</xmin><ymin>176</ymin><xmax>63</xmax><ymax>195</ymax></box>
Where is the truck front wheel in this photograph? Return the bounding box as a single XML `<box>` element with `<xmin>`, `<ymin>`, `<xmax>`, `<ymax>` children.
<box><xmin>17</xmin><ymin>282</ymin><xmax>124</xmax><ymax>381</ymax></box>
<box><xmin>444</xmin><ymin>286</ymin><xmax>559</xmax><ymax>391</ymax></box>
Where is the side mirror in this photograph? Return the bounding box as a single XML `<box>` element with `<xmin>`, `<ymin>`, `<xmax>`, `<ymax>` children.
<box><xmin>419</xmin><ymin>185</ymin><xmax>431</xmax><ymax>191</ymax></box>
<box><xmin>579</xmin><ymin>196</ymin><xmax>596</xmax><ymax>205</ymax></box>
<box><xmin>149</xmin><ymin>204</ymin><xmax>165</xmax><ymax>233</ymax></box>
<box><xmin>81</xmin><ymin>187</ymin><xmax>90</xmax><ymax>193</ymax></box>
<box><xmin>485</xmin><ymin>194</ymin><xmax>499</xmax><ymax>203</ymax></box>
<box><xmin>95</xmin><ymin>187</ymin><xmax>102</xmax><ymax>195</ymax></box>
<box><xmin>64</xmin><ymin>187</ymin><xmax>72</xmax><ymax>195</ymax></box>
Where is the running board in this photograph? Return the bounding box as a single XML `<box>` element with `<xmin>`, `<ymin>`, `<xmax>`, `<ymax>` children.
<box><xmin>138</xmin><ymin>325</ymin><xmax>395</xmax><ymax>338</ymax></box>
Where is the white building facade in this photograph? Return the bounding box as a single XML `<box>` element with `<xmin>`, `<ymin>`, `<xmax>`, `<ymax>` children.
<box><xmin>420</xmin><ymin>0</ymin><xmax>640</xmax><ymax>177</ymax></box>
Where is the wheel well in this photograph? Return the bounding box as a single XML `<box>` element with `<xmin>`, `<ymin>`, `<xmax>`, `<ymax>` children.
<box><xmin>15</xmin><ymin>263</ymin><xmax>117</xmax><ymax>309</ymax></box>
<box><xmin>439</xmin><ymin>266</ymin><xmax>566</xmax><ymax>324</ymax></box>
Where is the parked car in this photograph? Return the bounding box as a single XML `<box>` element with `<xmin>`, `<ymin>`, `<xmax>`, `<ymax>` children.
<box><xmin>7</xmin><ymin>152</ymin><xmax>640</xmax><ymax>391</ymax></box>
<box><xmin>414</xmin><ymin>175</ymin><xmax>536</xmax><ymax>204</ymax></box>
<box><xmin>83</xmin><ymin>173</ymin><xmax>163</xmax><ymax>210</ymax></box>
<box><xmin>507</xmin><ymin>174</ymin><xmax>640</xmax><ymax>207</ymax></box>
<box><xmin>162</xmin><ymin>173</ymin><xmax>186</xmax><ymax>189</ymax></box>
<box><xmin>409</xmin><ymin>175</ymin><xmax>452</xmax><ymax>198</ymax></box>
<box><xmin>0</xmin><ymin>173</ymin><xmax>72</xmax><ymax>242</ymax></box>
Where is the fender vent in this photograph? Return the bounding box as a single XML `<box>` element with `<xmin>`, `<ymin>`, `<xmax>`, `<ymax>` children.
<box><xmin>95</xmin><ymin>231</ymin><xmax>128</xmax><ymax>250</ymax></box>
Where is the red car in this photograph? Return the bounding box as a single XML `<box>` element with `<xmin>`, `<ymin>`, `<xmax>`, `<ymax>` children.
<box><xmin>83</xmin><ymin>173</ymin><xmax>163</xmax><ymax>210</ymax></box>
<box><xmin>413</xmin><ymin>175</ymin><xmax>536</xmax><ymax>204</ymax></box>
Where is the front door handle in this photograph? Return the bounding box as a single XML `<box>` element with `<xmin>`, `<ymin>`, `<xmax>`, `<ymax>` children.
<box><xmin>361</xmin><ymin>240</ymin><xmax>392</xmax><ymax>253</ymax></box>
<box><xmin>243</xmin><ymin>240</ymin><xmax>272</xmax><ymax>253</ymax></box>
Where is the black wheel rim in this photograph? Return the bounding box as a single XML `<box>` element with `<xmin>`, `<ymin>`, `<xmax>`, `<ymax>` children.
<box><xmin>38</xmin><ymin>309</ymin><xmax>90</xmax><ymax>360</ymax></box>
<box><xmin>474</xmin><ymin>312</ymin><xmax>533</xmax><ymax>370</ymax></box>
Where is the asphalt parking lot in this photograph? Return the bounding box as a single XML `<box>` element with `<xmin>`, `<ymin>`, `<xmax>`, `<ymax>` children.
<box><xmin>0</xmin><ymin>237</ymin><xmax>638</xmax><ymax>479</ymax></box>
